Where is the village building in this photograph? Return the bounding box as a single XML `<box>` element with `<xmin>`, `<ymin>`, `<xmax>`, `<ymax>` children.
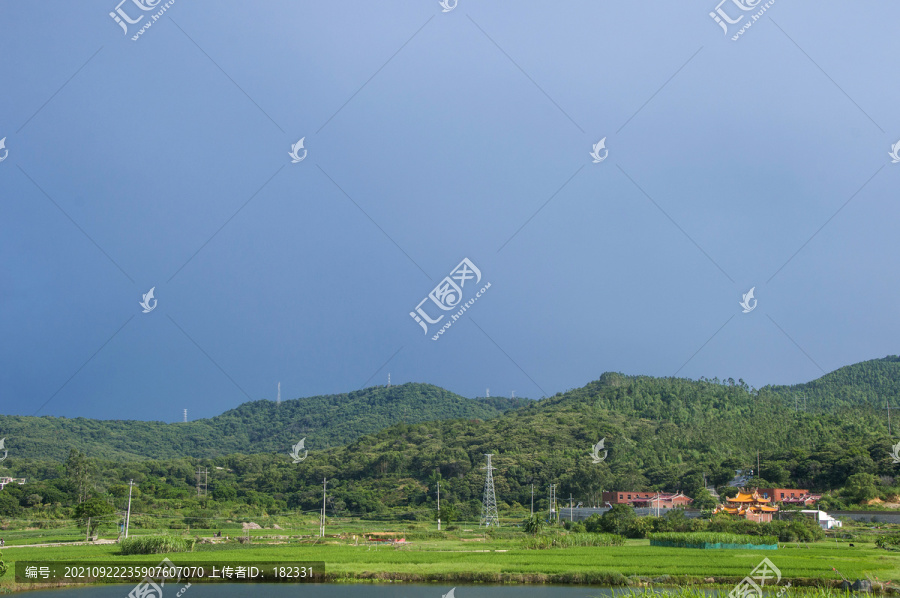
<box><xmin>798</xmin><ymin>509</ymin><xmax>842</xmax><ymax>529</ymax></box>
<box><xmin>0</xmin><ymin>476</ymin><xmax>26</xmax><ymax>490</ymax></box>
<box><xmin>757</xmin><ymin>488</ymin><xmax>821</xmax><ymax>506</ymax></box>
<box><xmin>602</xmin><ymin>491</ymin><xmax>693</xmax><ymax>510</ymax></box>
<box><xmin>714</xmin><ymin>489</ymin><xmax>779</xmax><ymax>522</ymax></box>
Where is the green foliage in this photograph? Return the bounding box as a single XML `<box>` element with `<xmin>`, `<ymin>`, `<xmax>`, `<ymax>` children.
<box><xmin>73</xmin><ymin>497</ymin><xmax>115</xmax><ymax>536</ymax></box>
<box><xmin>0</xmin><ymin>362</ymin><xmax>895</xmax><ymax>520</ymax></box>
<box><xmin>563</xmin><ymin>520</ymin><xmax>586</xmax><ymax>533</ymax></box>
<box><xmin>598</xmin><ymin>504</ymin><xmax>636</xmax><ymax>535</ymax></box>
<box><xmin>765</xmin><ymin>355</ymin><xmax>900</xmax><ymax>411</ymax></box>
<box><xmin>648</xmin><ymin>532</ymin><xmax>778</xmax><ymax>547</ymax></box>
<box><xmin>843</xmin><ymin>473</ymin><xmax>878</xmax><ymax>504</ymax></box>
<box><xmin>692</xmin><ymin>488</ymin><xmax>718</xmax><ymax>510</ymax></box>
<box><xmin>522</xmin><ymin>532</ymin><xmax>624</xmax><ymax>549</ymax></box>
<box><xmin>438</xmin><ymin>504</ymin><xmax>458</xmax><ymax>524</ymax></box>
<box><xmin>65</xmin><ymin>448</ymin><xmax>93</xmax><ymax>503</ymax></box>
<box><xmin>0</xmin><ymin>550</ymin><xmax>7</xmax><ymax>578</ymax></box>
<box><xmin>119</xmin><ymin>535</ymin><xmax>196</xmax><ymax>555</ymax></box>
<box><xmin>523</xmin><ymin>514</ymin><xmax>546</xmax><ymax>535</ymax></box>
<box><xmin>875</xmin><ymin>534</ymin><xmax>900</xmax><ymax>550</ymax></box>
<box><xmin>0</xmin><ymin>383</ymin><xmax>526</xmax><ymax>461</ymax></box>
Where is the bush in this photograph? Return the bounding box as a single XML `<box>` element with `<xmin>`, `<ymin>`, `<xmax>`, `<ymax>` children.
<box><xmin>563</xmin><ymin>520</ymin><xmax>586</xmax><ymax>533</ymax></box>
<box><xmin>648</xmin><ymin>532</ymin><xmax>777</xmax><ymax>547</ymax></box>
<box><xmin>523</xmin><ymin>514</ymin><xmax>546</xmax><ymax>535</ymax></box>
<box><xmin>119</xmin><ymin>535</ymin><xmax>196</xmax><ymax>555</ymax></box>
<box><xmin>523</xmin><ymin>532</ymin><xmax>625</xmax><ymax>549</ymax></box>
<box><xmin>598</xmin><ymin>504</ymin><xmax>636</xmax><ymax>535</ymax></box>
<box><xmin>875</xmin><ymin>534</ymin><xmax>900</xmax><ymax>550</ymax></box>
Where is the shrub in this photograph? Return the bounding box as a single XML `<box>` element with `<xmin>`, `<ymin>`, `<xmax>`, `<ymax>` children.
<box><xmin>648</xmin><ymin>532</ymin><xmax>777</xmax><ymax>547</ymax></box>
<box><xmin>523</xmin><ymin>532</ymin><xmax>625</xmax><ymax>549</ymax></box>
<box><xmin>876</xmin><ymin>534</ymin><xmax>900</xmax><ymax>550</ymax></box>
<box><xmin>119</xmin><ymin>535</ymin><xmax>196</xmax><ymax>555</ymax></box>
<box><xmin>523</xmin><ymin>514</ymin><xmax>546</xmax><ymax>535</ymax></box>
<box><xmin>563</xmin><ymin>520</ymin><xmax>586</xmax><ymax>533</ymax></box>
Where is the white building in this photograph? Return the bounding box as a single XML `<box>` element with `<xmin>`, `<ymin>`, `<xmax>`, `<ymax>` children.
<box><xmin>0</xmin><ymin>476</ymin><xmax>26</xmax><ymax>490</ymax></box>
<box><xmin>799</xmin><ymin>509</ymin><xmax>842</xmax><ymax>529</ymax></box>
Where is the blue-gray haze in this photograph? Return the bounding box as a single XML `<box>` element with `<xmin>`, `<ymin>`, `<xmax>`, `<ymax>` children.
<box><xmin>1</xmin><ymin>1</ymin><xmax>898</xmax><ymax>421</ymax></box>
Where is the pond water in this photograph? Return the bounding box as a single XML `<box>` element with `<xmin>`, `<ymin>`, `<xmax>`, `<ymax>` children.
<box><xmin>18</xmin><ymin>584</ymin><xmax>623</xmax><ymax>598</ymax></box>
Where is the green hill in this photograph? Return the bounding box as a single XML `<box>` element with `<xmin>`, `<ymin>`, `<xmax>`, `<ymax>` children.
<box><xmin>0</xmin><ymin>383</ymin><xmax>527</xmax><ymax>461</ymax></box>
<box><xmin>274</xmin><ymin>373</ymin><xmax>892</xmax><ymax>512</ymax></box>
<box><xmin>765</xmin><ymin>355</ymin><xmax>900</xmax><ymax>411</ymax></box>
<box><xmin>0</xmin><ymin>367</ymin><xmax>895</xmax><ymax>517</ymax></box>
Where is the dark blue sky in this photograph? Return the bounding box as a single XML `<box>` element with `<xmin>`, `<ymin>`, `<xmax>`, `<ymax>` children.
<box><xmin>1</xmin><ymin>1</ymin><xmax>898</xmax><ymax>422</ymax></box>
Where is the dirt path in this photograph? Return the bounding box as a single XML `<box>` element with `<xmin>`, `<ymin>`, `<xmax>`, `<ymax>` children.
<box><xmin>3</xmin><ymin>538</ymin><xmax>118</xmax><ymax>549</ymax></box>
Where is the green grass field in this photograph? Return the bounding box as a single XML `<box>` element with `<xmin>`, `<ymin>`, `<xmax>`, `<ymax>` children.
<box><xmin>0</xmin><ymin>521</ymin><xmax>897</xmax><ymax>593</ymax></box>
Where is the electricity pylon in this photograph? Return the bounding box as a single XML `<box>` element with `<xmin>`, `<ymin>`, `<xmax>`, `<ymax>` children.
<box><xmin>480</xmin><ymin>454</ymin><xmax>500</xmax><ymax>527</ymax></box>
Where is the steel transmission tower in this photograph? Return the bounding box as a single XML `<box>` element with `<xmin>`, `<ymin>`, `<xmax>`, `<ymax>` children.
<box><xmin>480</xmin><ymin>454</ymin><xmax>500</xmax><ymax>527</ymax></box>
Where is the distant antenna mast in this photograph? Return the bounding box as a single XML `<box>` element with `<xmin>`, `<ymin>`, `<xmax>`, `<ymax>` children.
<box><xmin>183</xmin><ymin>409</ymin><xmax>187</xmax><ymax>423</ymax></box>
<box><xmin>277</xmin><ymin>382</ymin><xmax>281</xmax><ymax>406</ymax></box>
<box><xmin>388</xmin><ymin>373</ymin><xmax>391</xmax><ymax>387</ymax></box>
<box><xmin>511</xmin><ymin>390</ymin><xmax>515</xmax><ymax>399</ymax></box>
<box><xmin>486</xmin><ymin>388</ymin><xmax>490</xmax><ymax>398</ymax></box>
<box><xmin>480</xmin><ymin>454</ymin><xmax>500</xmax><ymax>527</ymax></box>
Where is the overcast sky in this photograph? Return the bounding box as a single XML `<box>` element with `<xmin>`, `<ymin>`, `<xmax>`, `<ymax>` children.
<box><xmin>1</xmin><ymin>1</ymin><xmax>898</xmax><ymax>421</ymax></box>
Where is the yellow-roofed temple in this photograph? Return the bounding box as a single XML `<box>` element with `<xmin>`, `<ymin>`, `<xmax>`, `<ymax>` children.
<box><xmin>714</xmin><ymin>489</ymin><xmax>780</xmax><ymax>522</ymax></box>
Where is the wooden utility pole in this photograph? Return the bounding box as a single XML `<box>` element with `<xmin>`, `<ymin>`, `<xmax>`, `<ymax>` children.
<box><xmin>437</xmin><ymin>482</ymin><xmax>441</xmax><ymax>531</ymax></box>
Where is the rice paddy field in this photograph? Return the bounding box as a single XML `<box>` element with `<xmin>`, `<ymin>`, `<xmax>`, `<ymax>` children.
<box><xmin>0</xmin><ymin>521</ymin><xmax>897</xmax><ymax>594</ymax></box>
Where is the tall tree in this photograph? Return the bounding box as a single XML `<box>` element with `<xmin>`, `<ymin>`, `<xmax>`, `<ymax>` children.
<box><xmin>65</xmin><ymin>448</ymin><xmax>92</xmax><ymax>504</ymax></box>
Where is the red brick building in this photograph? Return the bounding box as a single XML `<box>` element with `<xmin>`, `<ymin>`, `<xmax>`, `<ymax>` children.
<box><xmin>602</xmin><ymin>491</ymin><xmax>693</xmax><ymax>509</ymax></box>
<box><xmin>757</xmin><ymin>488</ymin><xmax>820</xmax><ymax>505</ymax></box>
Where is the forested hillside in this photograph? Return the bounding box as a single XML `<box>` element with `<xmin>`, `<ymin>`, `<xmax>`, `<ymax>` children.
<box><xmin>0</xmin><ymin>384</ymin><xmax>527</xmax><ymax>461</ymax></box>
<box><xmin>765</xmin><ymin>355</ymin><xmax>900</xmax><ymax>411</ymax></box>
<box><xmin>272</xmin><ymin>373</ymin><xmax>891</xmax><ymax>514</ymax></box>
<box><xmin>1</xmin><ymin>372</ymin><xmax>894</xmax><ymax>521</ymax></box>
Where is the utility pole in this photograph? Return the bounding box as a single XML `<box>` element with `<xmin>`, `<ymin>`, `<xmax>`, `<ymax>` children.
<box><xmin>530</xmin><ymin>484</ymin><xmax>534</xmax><ymax>517</ymax></box>
<box><xmin>757</xmin><ymin>451</ymin><xmax>760</xmax><ymax>483</ymax></box>
<box><xmin>196</xmin><ymin>468</ymin><xmax>208</xmax><ymax>498</ymax></box>
<box><xmin>124</xmin><ymin>480</ymin><xmax>134</xmax><ymax>539</ymax></box>
<box><xmin>569</xmin><ymin>494</ymin><xmax>573</xmax><ymax>522</ymax></box>
<box><xmin>887</xmin><ymin>398</ymin><xmax>892</xmax><ymax>436</ymax></box>
<box><xmin>549</xmin><ymin>484</ymin><xmax>556</xmax><ymax>523</ymax></box>
<box><xmin>437</xmin><ymin>482</ymin><xmax>441</xmax><ymax>531</ymax></box>
<box><xmin>320</xmin><ymin>478</ymin><xmax>327</xmax><ymax>537</ymax></box>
